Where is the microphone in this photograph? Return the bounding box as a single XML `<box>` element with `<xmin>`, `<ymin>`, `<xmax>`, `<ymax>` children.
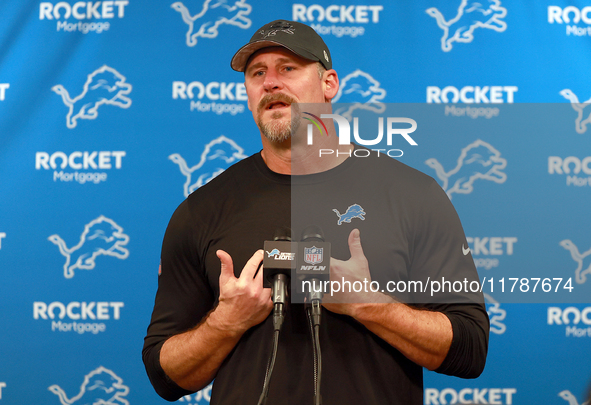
<box><xmin>257</xmin><ymin>227</ymin><xmax>295</xmax><ymax>405</ymax></box>
<box><xmin>297</xmin><ymin>225</ymin><xmax>331</xmax><ymax>306</ymax></box>
<box><xmin>298</xmin><ymin>226</ymin><xmax>330</xmax><ymax>405</ymax></box>
<box><xmin>263</xmin><ymin>227</ymin><xmax>295</xmax><ymax>331</ymax></box>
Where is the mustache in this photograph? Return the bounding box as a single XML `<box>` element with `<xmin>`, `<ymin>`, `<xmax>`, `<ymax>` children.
<box><xmin>257</xmin><ymin>93</ymin><xmax>298</xmax><ymax>113</ymax></box>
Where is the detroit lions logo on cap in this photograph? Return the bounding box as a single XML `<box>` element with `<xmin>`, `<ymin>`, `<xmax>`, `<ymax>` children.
<box><xmin>259</xmin><ymin>20</ymin><xmax>295</xmax><ymax>38</ymax></box>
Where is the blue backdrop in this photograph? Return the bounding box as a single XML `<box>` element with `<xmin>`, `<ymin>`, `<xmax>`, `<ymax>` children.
<box><xmin>1</xmin><ymin>1</ymin><xmax>590</xmax><ymax>404</ymax></box>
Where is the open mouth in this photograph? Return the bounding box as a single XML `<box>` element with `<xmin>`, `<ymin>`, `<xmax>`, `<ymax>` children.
<box><xmin>266</xmin><ymin>101</ymin><xmax>290</xmax><ymax>110</ymax></box>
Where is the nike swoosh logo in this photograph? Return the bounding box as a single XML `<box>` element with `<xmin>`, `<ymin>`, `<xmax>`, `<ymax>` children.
<box><xmin>462</xmin><ymin>244</ymin><xmax>471</xmax><ymax>255</ymax></box>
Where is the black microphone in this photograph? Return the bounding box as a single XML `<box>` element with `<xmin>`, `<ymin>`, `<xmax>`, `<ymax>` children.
<box><xmin>257</xmin><ymin>228</ymin><xmax>295</xmax><ymax>405</ymax></box>
<box><xmin>263</xmin><ymin>227</ymin><xmax>295</xmax><ymax>331</ymax></box>
<box><xmin>297</xmin><ymin>225</ymin><xmax>331</xmax><ymax>305</ymax></box>
<box><xmin>298</xmin><ymin>226</ymin><xmax>330</xmax><ymax>405</ymax></box>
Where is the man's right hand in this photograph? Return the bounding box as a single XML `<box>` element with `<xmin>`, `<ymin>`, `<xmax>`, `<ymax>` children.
<box><xmin>209</xmin><ymin>249</ymin><xmax>273</xmax><ymax>335</ymax></box>
<box><xmin>160</xmin><ymin>249</ymin><xmax>273</xmax><ymax>392</ymax></box>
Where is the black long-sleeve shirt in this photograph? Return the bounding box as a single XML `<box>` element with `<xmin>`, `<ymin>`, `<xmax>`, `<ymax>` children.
<box><xmin>143</xmin><ymin>149</ymin><xmax>489</xmax><ymax>404</ymax></box>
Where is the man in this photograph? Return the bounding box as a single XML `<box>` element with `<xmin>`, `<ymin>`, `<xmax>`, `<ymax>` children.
<box><xmin>143</xmin><ymin>20</ymin><xmax>489</xmax><ymax>404</ymax></box>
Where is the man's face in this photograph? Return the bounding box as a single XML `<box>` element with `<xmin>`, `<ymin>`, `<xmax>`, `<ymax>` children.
<box><xmin>244</xmin><ymin>47</ymin><xmax>327</xmax><ymax>143</ymax></box>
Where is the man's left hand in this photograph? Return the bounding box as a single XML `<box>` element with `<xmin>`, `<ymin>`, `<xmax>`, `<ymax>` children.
<box><xmin>322</xmin><ymin>229</ymin><xmax>393</xmax><ymax>317</ymax></box>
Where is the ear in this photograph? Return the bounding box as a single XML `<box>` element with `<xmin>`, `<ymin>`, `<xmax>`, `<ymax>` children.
<box><xmin>323</xmin><ymin>69</ymin><xmax>339</xmax><ymax>101</ymax></box>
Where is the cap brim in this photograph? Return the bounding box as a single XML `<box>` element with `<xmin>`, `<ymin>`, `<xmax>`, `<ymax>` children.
<box><xmin>231</xmin><ymin>40</ymin><xmax>321</xmax><ymax>72</ymax></box>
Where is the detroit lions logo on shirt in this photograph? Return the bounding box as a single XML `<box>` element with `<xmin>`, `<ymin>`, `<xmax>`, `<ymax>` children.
<box><xmin>333</xmin><ymin>204</ymin><xmax>366</xmax><ymax>225</ymax></box>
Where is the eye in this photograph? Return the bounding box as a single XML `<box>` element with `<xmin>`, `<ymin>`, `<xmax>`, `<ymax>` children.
<box><xmin>247</xmin><ymin>68</ymin><xmax>265</xmax><ymax>78</ymax></box>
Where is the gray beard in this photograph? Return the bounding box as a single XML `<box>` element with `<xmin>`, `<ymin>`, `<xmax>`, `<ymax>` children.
<box><xmin>257</xmin><ymin>104</ymin><xmax>301</xmax><ymax>143</ymax></box>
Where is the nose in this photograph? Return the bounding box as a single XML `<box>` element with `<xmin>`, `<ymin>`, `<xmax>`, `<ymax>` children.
<box><xmin>263</xmin><ymin>68</ymin><xmax>283</xmax><ymax>92</ymax></box>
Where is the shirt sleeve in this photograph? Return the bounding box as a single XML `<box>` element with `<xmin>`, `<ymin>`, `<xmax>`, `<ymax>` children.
<box><xmin>409</xmin><ymin>180</ymin><xmax>490</xmax><ymax>378</ymax></box>
<box><xmin>142</xmin><ymin>199</ymin><xmax>216</xmax><ymax>401</ymax></box>
<box><xmin>435</xmin><ymin>303</ymin><xmax>490</xmax><ymax>378</ymax></box>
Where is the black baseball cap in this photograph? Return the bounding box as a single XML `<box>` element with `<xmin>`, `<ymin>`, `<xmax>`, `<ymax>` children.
<box><xmin>231</xmin><ymin>20</ymin><xmax>332</xmax><ymax>72</ymax></box>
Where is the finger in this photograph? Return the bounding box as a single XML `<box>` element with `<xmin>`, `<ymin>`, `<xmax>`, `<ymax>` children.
<box><xmin>262</xmin><ymin>286</ymin><xmax>273</xmax><ymax>301</ymax></box>
<box><xmin>216</xmin><ymin>250</ymin><xmax>235</xmax><ymax>283</ymax></box>
<box><xmin>255</xmin><ymin>274</ymin><xmax>273</xmax><ymax>305</ymax></box>
<box><xmin>347</xmin><ymin>229</ymin><xmax>365</xmax><ymax>260</ymax></box>
<box><xmin>253</xmin><ymin>259</ymin><xmax>264</xmax><ymax>280</ymax></box>
<box><xmin>254</xmin><ymin>260</ymin><xmax>265</xmax><ymax>283</ymax></box>
<box><xmin>239</xmin><ymin>250</ymin><xmax>265</xmax><ymax>280</ymax></box>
